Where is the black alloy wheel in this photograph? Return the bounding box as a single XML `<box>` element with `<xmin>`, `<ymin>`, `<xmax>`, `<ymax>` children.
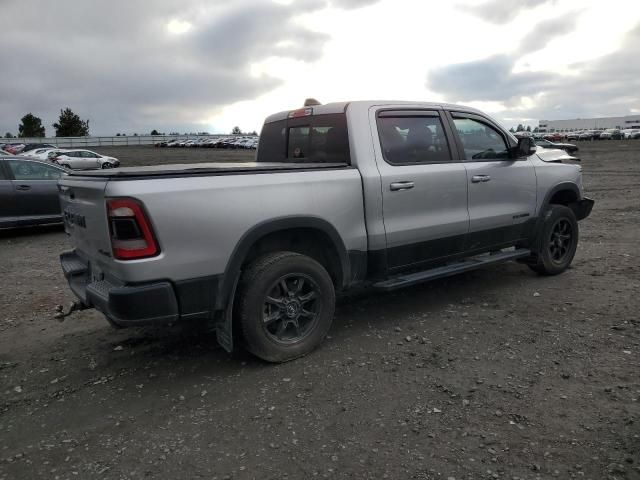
<box><xmin>262</xmin><ymin>274</ymin><xmax>321</xmax><ymax>345</ymax></box>
<box><xmin>548</xmin><ymin>218</ymin><xmax>573</xmax><ymax>264</ymax></box>
<box><xmin>528</xmin><ymin>205</ymin><xmax>579</xmax><ymax>276</ymax></box>
<box><xmin>237</xmin><ymin>251</ymin><xmax>336</xmax><ymax>363</ymax></box>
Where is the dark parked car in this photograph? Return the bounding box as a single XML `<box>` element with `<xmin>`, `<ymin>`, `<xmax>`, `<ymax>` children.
<box><xmin>0</xmin><ymin>156</ymin><xmax>66</xmax><ymax>228</ymax></box>
<box><xmin>534</xmin><ymin>138</ymin><xmax>579</xmax><ymax>154</ymax></box>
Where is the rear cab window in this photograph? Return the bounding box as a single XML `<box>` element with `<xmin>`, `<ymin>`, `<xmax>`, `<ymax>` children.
<box><xmin>258</xmin><ymin>113</ymin><xmax>350</xmax><ymax>164</ymax></box>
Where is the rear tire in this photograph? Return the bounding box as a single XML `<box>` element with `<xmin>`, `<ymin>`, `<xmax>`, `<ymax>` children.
<box><xmin>236</xmin><ymin>251</ymin><xmax>335</xmax><ymax>363</ymax></box>
<box><xmin>528</xmin><ymin>205</ymin><xmax>579</xmax><ymax>275</ymax></box>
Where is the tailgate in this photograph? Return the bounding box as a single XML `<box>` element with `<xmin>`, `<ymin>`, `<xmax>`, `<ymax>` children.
<box><xmin>58</xmin><ymin>176</ymin><xmax>112</xmax><ymax>265</ymax></box>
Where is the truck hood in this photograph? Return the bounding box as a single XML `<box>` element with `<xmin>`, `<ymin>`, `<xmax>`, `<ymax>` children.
<box><xmin>535</xmin><ymin>148</ymin><xmax>580</xmax><ymax>163</ymax></box>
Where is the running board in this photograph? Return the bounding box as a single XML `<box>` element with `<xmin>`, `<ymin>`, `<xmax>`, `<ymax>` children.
<box><xmin>373</xmin><ymin>248</ymin><xmax>531</xmax><ymax>291</ymax></box>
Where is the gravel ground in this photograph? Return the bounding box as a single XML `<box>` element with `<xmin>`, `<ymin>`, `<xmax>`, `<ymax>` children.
<box><xmin>1</xmin><ymin>141</ymin><xmax>639</xmax><ymax>480</ymax></box>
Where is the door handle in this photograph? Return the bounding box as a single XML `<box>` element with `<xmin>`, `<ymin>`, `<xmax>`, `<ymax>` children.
<box><xmin>390</xmin><ymin>181</ymin><xmax>415</xmax><ymax>191</ymax></box>
<box><xmin>16</xmin><ymin>185</ymin><xmax>31</xmax><ymax>191</ymax></box>
<box><xmin>471</xmin><ymin>175</ymin><xmax>491</xmax><ymax>183</ymax></box>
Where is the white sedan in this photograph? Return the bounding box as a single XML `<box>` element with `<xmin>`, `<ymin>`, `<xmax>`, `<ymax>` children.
<box><xmin>53</xmin><ymin>150</ymin><xmax>120</xmax><ymax>170</ymax></box>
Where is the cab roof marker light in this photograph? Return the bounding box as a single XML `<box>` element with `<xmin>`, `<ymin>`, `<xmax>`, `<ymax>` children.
<box><xmin>288</xmin><ymin>108</ymin><xmax>313</xmax><ymax>118</ymax></box>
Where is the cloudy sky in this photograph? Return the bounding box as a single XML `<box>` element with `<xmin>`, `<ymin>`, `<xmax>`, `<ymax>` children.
<box><xmin>2</xmin><ymin>0</ymin><xmax>639</xmax><ymax>136</ymax></box>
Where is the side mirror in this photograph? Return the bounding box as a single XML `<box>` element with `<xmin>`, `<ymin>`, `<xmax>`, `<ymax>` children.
<box><xmin>516</xmin><ymin>137</ymin><xmax>536</xmax><ymax>158</ymax></box>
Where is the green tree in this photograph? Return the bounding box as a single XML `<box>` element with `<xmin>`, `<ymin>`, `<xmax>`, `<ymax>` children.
<box><xmin>18</xmin><ymin>113</ymin><xmax>46</xmax><ymax>137</ymax></box>
<box><xmin>231</xmin><ymin>126</ymin><xmax>242</xmax><ymax>135</ymax></box>
<box><xmin>516</xmin><ymin>124</ymin><xmax>524</xmax><ymax>132</ymax></box>
<box><xmin>526</xmin><ymin>125</ymin><xmax>531</xmax><ymax>132</ymax></box>
<box><xmin>509</xmin><ymin>127</ymin><xmax>515</xmax><ymax>133</ymax></box>
<box><xmin>4</xmin><ymin>132</ymin><xmax>14</xmax><ymax>138</ymax></box>
<box><xmin>52</xmin><ymin>108</ymin><xmax>90</xmax><ymax>137</ymax></box>
<box><xmin>150</xmin><ymin>129</ymin><xmax>160</xmax><ymax>135</ymax></box>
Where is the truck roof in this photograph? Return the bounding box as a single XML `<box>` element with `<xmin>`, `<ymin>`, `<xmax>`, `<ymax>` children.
<box><xmin>264</xmin><ymin>100</ymin><xmax>485</xmax><ymax>123</ymax></box>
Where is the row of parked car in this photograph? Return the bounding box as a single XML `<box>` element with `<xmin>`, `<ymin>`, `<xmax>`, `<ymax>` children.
<box><xmin>0</xmin><ymin>143</ymin><xmax>120</xmax><ymax>170</ymax></box>
<box><xmin>154</xmin><ymin>136</ymin><xmax>259</xmax><ymax>149</ymax></box>
<box><xmin>565</xmin><ymin>129</ymin><xmax>640</xmax><ymax>140</ymax></box>
<box><xmin>518</xmin><ymin>128</ymin><xmax>640</xmax><ymax>142</ymax></box>
<box><xmin>0</xmin><ymin>142</ymin><xmax>58</xmax><ymax>155</ymax></box>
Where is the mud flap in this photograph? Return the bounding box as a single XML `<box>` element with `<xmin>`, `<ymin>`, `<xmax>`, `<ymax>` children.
<box><xmin>215</xmin><ymin>276</ymin><xmax>238</xmax><ymax>353</ymax></box>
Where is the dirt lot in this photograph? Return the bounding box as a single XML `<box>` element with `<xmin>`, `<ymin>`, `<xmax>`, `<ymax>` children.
<box><xmin>1</xmin><ymin>142</ymin><xmax>639</xmax><ymax>479</ymax></box>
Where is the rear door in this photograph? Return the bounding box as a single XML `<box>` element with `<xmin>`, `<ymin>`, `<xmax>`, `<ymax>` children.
<box><xmin>0</xmin><ymin>161</ymin><xmax>18</xmax><ymax>228</ymax></box>
<box><xmin>372</xmin><ymin>108</ymin><xmax>469</xmax><ymax>270</ymax></box>
<box><xmin>6</xmin><ymin>159</ymin><xmax>65</xmax><ymax>225</ymax></box>
<box><xmin>447</xmin><ymin>112</ymin><xmax>537</xmax><ymax>251</ymax></box>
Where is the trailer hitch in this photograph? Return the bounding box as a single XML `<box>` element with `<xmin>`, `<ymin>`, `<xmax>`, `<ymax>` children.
<box><xmin>54</xmin><ymin>301</ymin><xmax>88</xmax><ymax>321</ymax></box>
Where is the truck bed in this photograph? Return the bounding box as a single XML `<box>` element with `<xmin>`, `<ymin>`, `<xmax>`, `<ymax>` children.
<box><xmin>67</xmin><ymin>162</ymin><xmax>351</xmax><ymax>179</ymax></box>
<box><xmin>59</xmin><ymin>161</ymin><xmax>367</xmax><ymax>285</ymax></box>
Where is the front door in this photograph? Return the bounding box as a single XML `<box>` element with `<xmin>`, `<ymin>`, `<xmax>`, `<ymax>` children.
<box><xmin>80</xmin><ymin>151</ymin><xmax>102</xmax><ymax>169</ymax></box>
<box><xmin>6</xmin><ymin>159</ymin><xmax>64</xmax><ymax>225</ymax></box>
<box><xmin>0</xmin><ymin>162</ymin><xmax>18</xmax><ymax>228</ymax></box>
<box><xmin>448</xmin><ymin>113</ymin><xmax>537</xmax><ymax>251</ymax></box>
<box><xmin>372</xmin><ymin>108</ymin><xmax>470</xmax><ymax>270</ymax></box>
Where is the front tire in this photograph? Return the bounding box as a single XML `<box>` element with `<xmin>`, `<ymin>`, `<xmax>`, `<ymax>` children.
<box><xmin>529</xmin><ymin>205</ymin><xmax>579</xmax><ymax>275</ymax></box>
<box><xmin>236</xmin><ymin>252</ymin><xmax>335</xmax><ymax>363</ymax></box>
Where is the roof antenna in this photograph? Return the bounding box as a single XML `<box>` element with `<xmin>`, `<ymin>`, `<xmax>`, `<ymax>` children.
<box><xmin>304</xmin><ymin>98</ymin><xmax>321</xmax><ymax>107</ymax></box>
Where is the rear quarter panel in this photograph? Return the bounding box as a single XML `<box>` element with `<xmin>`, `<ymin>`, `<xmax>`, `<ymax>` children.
<box><xmin>104</xmin><ymin>168</ymin><xmax>367</xmax><ymax>283</ymax></box>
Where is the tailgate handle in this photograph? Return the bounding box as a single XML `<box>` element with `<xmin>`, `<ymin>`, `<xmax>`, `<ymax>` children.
<box><xmin>16</xmin><ymin>185</ymin><xmax>31</xmax><ymax>191</ymax></box>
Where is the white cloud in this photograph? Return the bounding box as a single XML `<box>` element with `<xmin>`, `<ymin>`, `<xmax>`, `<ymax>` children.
<box><xmin>1</xmin><ymin>0</ymin><xmax>638</xmax><ymax>134</ymax></box>
<box><xmin>210</xmin><ymin>0</ymin><xmax>640</xmax><ymax>131</ymax></box>
<box><xmin>167</xmin><ymin>19</ymin><xmax>193</xmax><ymax>35</ymax></box>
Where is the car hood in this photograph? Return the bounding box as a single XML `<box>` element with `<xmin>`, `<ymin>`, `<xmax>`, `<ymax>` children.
<box><xmin>535</xmin><ymin>148</ymin><xmax>580</xmax><ymax>163</ymax></box>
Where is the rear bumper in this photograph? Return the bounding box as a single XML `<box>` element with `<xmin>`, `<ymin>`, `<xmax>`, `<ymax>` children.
<box><xmin>60</xmin><ymin>250</ymin><xmax>180</xmax><ymax>327</ymax></box>
<box><xmin>571</xmin><ymin>197</ymin><xmax>595</xmax><ymax>221</ymax></box>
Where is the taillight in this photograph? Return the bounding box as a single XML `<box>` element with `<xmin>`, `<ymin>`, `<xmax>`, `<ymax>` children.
<box><xmin>107</xmin><ymin>198</ymin><xmax>159</xmax><ymax>260</ymax></box>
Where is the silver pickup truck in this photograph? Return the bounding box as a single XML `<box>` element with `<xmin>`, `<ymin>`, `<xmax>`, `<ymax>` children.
<box><xmin>58</xmin><ymin>100</ymin><xmax>593</xmax><ymax>362</ymax></box>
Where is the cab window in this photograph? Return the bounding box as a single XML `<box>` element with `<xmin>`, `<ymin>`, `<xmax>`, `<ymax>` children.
<box><xmin>452</xmin><ymin>118</ymin><xmax>510</xmax><ymax>160</ymax></box>
<box><xmin>258</xmin><ymin>113</ymin><xmax>350</xmax><ymax>164</ymax></box>
<box><xmin>377</xmin><ymin>114</ymin><xmax>452</xmax><ymax>165</ymax></box>
<box><xmin>8</xmin><ymin>160</ymin><xmax>64</xmax><ymax>180</ymax></box>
